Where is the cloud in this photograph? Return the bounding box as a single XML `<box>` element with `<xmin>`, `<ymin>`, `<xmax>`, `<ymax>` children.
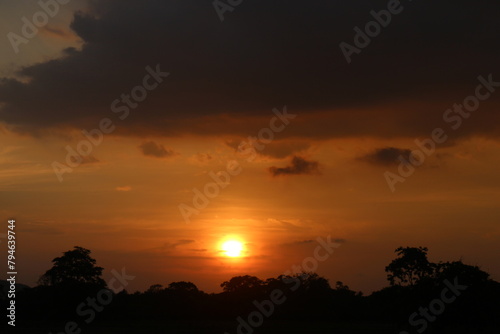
<box><xmin>269</xmin><ymin>156</ymin><xmax>320</xmax><ymax>177</ymax></box>
<box><xmin>163</xmin><ymin>239</ymin><xmax>195</xmax><ymax>249</ymax></box>
<box><xmin>266</xmin><ymin>218</ymin><xmax>311</xmax><ymax>233</ymax></box>
<box><xmin>77</xmin><ymin>155</ymin><xmax>99</xmax><ymax>165</ymax></box>
<box><xmin>361</xmin><ymin>147</ymin><xmax>412</xmax><ymax>166</ymax></box>
<box><xmin>41</xmin><ymin>26</ymin><xmax>74</xmax><ymax>39</ymax></box>
<box><xmin>262</xmin><ymin>141</ymin><xmax>311</xmax><ymax>159</ymax></box>
<box><xmin>281</xmin><ymin>238</ymin><xmax>346</xmax><ymax>247</ymax></box>
<box><xmin>115</xmin><ymin>186</ymin><xmax>132</xmax><ymax>192</ymax></box>
<box><xmin>138</xmin><ymin>141</ymin><xmax>176</xmax><ymax>158</ymax></box>
<box><xmin>0</xmin><ymin>0</ymin><xmax>499</xmax><ymax>140</ymax></box>
<box><xmin>226</xmin><ymin>139</ymin><xmax>311</xmax><ymax>159</ymax></box>
<box><xmin>282</xmin><ymin>240</ymin><xmax>314</xmax><ymax>247</ymax></box>
<box><xmin>193</xmin><ymin>153</ymin><xmax>213</xmax><ymax>163</ymax></box>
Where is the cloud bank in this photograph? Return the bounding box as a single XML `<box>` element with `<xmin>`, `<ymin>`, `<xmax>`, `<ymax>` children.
<box><xmin>0</xmin><ymin>0</ymin><xmax>499</xmax><ymax>140</ymax></box>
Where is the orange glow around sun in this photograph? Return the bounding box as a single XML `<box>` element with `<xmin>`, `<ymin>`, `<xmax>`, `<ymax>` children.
<box><xmin>221</xmin><ymin>240</ymin><xmax>244</xmax><ymax>257</ymax></box>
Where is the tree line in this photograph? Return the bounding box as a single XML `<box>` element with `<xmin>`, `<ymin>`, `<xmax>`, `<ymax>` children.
<box><xmin>1</xmin><ymin>246</ymin><xmax>499</xmax><ymax>333</ymax></box>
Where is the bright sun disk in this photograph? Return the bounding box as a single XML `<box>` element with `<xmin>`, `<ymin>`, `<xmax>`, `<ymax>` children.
<box><xmin>221</xmin><ymin>240</ymin><xmax>243</xmax><ymax>257</ymax></box>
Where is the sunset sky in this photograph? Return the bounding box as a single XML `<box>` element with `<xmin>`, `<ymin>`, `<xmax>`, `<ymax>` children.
<box><xmin>1</xmin><ymin>0</ymin><xmax>499</xmax><ymax>294</ymax></box>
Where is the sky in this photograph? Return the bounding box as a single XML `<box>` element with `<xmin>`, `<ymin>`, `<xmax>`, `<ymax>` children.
<box><xmin>0</xmin><ymin>0</ymin><xmax>499</xmax><ymax>294</ymax></box>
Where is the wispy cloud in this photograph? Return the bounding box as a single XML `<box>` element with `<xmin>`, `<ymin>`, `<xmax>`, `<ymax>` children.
<box><xmin>269</xmin><ymin>156</ymin><xmax>320</xmax><ymax>177</ymax></box>
<box><xmin>138</xmin><ymin>141</ymin><xmax>177</xmax><ymax>158</ymax></box>
<box><xmin>360</xmin><ymin>147</ymin><xmax>412</xmax><ymax>166</ymax></box>
<box><xmin>162</xmin><ymin>239</ymin><xmax>195</xmax><ymax>249</ymax></box>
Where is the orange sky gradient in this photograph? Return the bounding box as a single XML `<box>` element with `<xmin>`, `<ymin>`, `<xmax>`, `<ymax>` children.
<box><xmin>1</xmin><ymin>0</ymin><xmax>499</xmax><ymax>295</ymax></box>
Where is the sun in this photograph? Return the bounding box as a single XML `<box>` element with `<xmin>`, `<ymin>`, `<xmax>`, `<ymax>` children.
<box><xmin>221</xmin><ymin>240</ymin><xmax>243</xmax><ymax>257</ymax></box>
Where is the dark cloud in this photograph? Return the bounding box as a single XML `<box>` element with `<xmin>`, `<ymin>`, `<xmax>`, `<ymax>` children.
<box><xmin>0</xmin><ymin>0</ymin><xmax>499</xmax><ymax>139</ymax></box>
<box><xmin>269</xmin><ymin>156</ymin><xmax>320</xmax><ymax>177</ymax></box>
<box><xmin>226</xmin><ymin>139</ymin><xmax>311</xmax><ymax>159</ymax></box>
<box><xmin>138</xmin><ymin>141</ymin><xmax>176</xmax><ymax>158</ymax></box>
<box><xmin>67</xmin><ymin>154</ymin><xmax>99</xmax><ymax>165</ymax></box>
<box><xmin>163</xmin><ymin>239</ymin><xmax>195</xmax><ymax>249</ymax></box>
<box><xmin>282</xmin><ymin>238</ymin><xmax>346</xmax><ymax>247</ymax></box>
<box><xmin>361</xmin><ymin>147</ymin><xmax>412</xmax><ymax>166</ymax></box>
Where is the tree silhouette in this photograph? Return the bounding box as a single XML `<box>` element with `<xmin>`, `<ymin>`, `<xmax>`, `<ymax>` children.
<box><xmin>435</xmin><ymin>260</ymin><xmax>490</xmax><ymax>285</ymax></box>
<box><xmin>146</xmin><ymin>284</ymin><xmax>164</xmax><ymax>294</ymax></box>
<box><xmin>335</xmin><ymin>281</ymin><xmax>351</xmax><ymax>291</ymax></box>
<box><xmin>220</xmin><ymin>275</ymin><xmax>263</xmax><ymax>293</ymax></box>
<box><xmin>13</xmin><ymin>245</ymin><xmax>499</xmax><ymax>332</ymax></box>
<box><xmin>168</xmin><ymin>281</ymin><xmax>199</xmax><ymax>293</ymax></box>
<box><xmin>385</xmin><ymin>246</ymin><xmax>434</xmax><ymax>286</ymax></box>
<box><xmin>299</xmin><ymin>272</ymin><xmax>330</xmax><ymax>292</ymax></box>
<box><xmin>38</xmin><ymin>246</ymin><xmax>106</xmax><ymax>288</ymax></box>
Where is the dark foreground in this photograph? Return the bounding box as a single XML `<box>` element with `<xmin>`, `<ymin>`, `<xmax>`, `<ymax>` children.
<box><xmin>7</xmin><ymin>321</ymin><xmax>500</xmax><ymax>334</ymax></box>
<box><xmin>3</xmin><ymin>247</ymin><xmax>499</xmax><ymax>334</ymax></box>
